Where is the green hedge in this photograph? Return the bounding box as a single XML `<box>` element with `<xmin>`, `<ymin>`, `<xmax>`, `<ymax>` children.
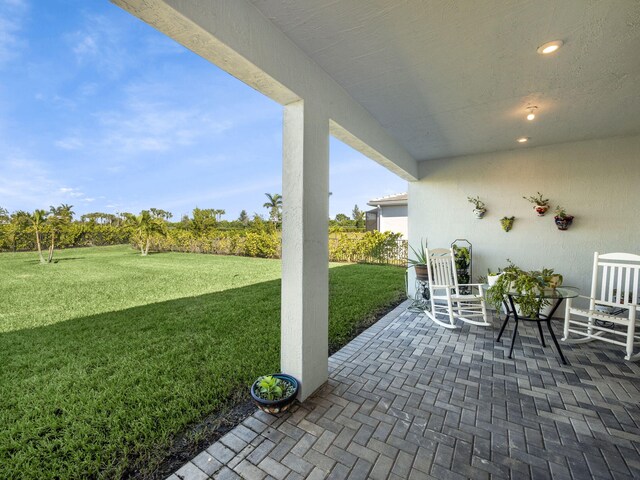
<box><xmin>1</xmin><ymin>223</ymin><xmax>407</xmax><ymax>265</ymax></box>
<box><xmin>0</xmin><ymin>224</ymin><xmax>130</xmax><ymax>252</ymax></box>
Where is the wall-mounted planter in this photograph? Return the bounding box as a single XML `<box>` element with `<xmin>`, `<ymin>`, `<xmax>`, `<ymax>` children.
<box><xmin>554</xmin><ymin>215</ymin><xmax>574</xmax><ymax>231</ymax></box>
<box><xmin>473</xmin><ymin>208</ymin><xmax>486</xmax><ymax>219</ymax></box>
<box><xmin>500</xmin><ymin>216</ymin><xmax>515</xmax><ymax>232</ymax></box>
<box><xmin>467</xmin><ymin>196</ymin><xmax>487</xmax><ymax>219</ymax></box>
<box><xmin>534</xmin><ymin>205</ymin><xmax>549</xmax><ymax>216</ymax></box>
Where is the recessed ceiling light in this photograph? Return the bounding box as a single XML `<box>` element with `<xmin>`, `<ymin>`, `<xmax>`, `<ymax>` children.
<box><xmin>537</xmin><ymin>40</ymin><xmax>563</xmax><ymax>55</ymax></box>
<box><xmin>517</xmin><ymin>137</ymin><xmax>529</xmax><ymax>143</ymax></box>
<box><xmin>526</xmin><ymin>106</ymin><xmax>537</xmax><ymax>121</ymax></box>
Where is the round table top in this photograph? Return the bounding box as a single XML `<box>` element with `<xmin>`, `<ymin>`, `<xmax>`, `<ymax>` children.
<box><xmin>507</xmin><ymin>286</ymin><xmax>580</xmax><ymax>299</ymax></box>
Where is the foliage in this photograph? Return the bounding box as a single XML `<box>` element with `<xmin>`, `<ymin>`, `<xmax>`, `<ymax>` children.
<box><xmin>254</xmin><ymin>375</ymin><xmax>295</xmax><ymax>401</ymax></box>
<box><xmin>351</xmin><ymin>205</ymin><xmax>365</xmax><ymax>228</ymax></box>
<box><xmin>0</xmin><ymin>246</ymin><xmax>405</xmax><ymax>479</ymax></box>
<box><xmin>555</xmin><ymin>205</ymin><xmax>569</xmax><ymax>218</ymax></box>
<box><xmin>485</xmin><ymin>260</ymin><xmax>562</xmax><ymax>317</ymax></box>
<box><xmin>523</xmin><ymin>192</ymin><xmax>550</xmax><ymax>206</ymax></box>
<box><xmin>407</xmin><ymin>238</ymin><xmax>428</xmax><ymax>266</ymax></box>
<box><xmin>263</xmin><ymin>193</ymin><xmax>282</xmax><ymax>224</ymax></box>
<box><xmin>238</xmin><ymin>209</ymin><xmax>249</xmax><ymax>226</ymax></box>
<box><xmin>467</xmin><ymin>196</ymin><xmax>486</xmax><ymax>210</ymax></box>
<box><xmin>0</xmin><ymin>206</ymin><xmax>9</xmax><ymax>224</ymax></box>
<box><xmin>329</xmin><ymin>230</ymin><xmax>406</xmax><ymax>266</ymax></box>
<box><xmin>125</xmin><ymin>210</ymin><xmax>167</xmax><ymax>256</ymax></box>
<box><xmin>45</xmin><ymin>204</ymin><xmax>74</xmax><ymax>263</ymax></box>
<box><xmin>244</xmin><ymin>230</ymin><xmax>280</xmax><ymax>258</ymax></box>
<box><xmin>453</xmin><ymin>245</ymin><xmax>471</xmax><ymax>284</ymax></box>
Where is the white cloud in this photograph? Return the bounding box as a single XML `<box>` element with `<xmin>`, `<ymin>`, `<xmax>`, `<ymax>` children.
<box><xmin>0</xmin><ymin>0</ymin><xmax>28</xmax><ymax>65</ymax></box>
<box><xmin>67</xmin><ymin>14</ymin><xmax>128</xmax><ymax>78</ymax></box>
<box><xmin>93</xmin><ymin>98</ymin><xmax>233</xmax><ymax>155</ymax></box>
<box><xmin>55</xmin><ymin>137</ymin><xmax>84</xmax><ymax>150</ymax></box>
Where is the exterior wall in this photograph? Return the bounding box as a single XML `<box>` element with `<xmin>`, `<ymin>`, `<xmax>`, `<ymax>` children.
<box><xmin>408</xmin><ymin>135</ymin><xmax>640</xmax><ymax>297</ymax></box>
<box><xmin>379</xmin><ymin>205</ymin><xmax>408</xmax><ymax>239</ymax></box>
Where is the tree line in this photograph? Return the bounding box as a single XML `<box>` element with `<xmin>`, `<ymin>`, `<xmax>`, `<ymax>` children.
<box><xmin>0</xmin><ymin>194</ymin><xmax>368</xmax><ymax>260</ymax></box>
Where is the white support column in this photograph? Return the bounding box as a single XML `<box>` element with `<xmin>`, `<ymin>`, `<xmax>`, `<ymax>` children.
<box><xmin>281</xmin><ymin>100</ymin><xmax>329</xmax><ymax>401</ymax></box>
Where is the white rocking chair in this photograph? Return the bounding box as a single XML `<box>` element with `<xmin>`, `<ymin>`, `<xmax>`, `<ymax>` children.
<box><xmin>563</xmin><ymin>252</ymin><xmax>640</xmax><ymax>361</ymax></box>
<box><xmin>424</xmin><ymin>248</ymin><xmax>490</xmax><ymax>329</ymax></box>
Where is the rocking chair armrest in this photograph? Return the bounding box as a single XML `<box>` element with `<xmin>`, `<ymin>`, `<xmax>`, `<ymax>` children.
<box><xmin>430</xmin><ymin>284</ymin><xmax>454</xmax><ymax>289</ymax></box>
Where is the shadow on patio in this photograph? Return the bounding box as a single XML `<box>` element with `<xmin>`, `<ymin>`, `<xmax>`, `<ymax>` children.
<box><xmin>173</xmin><ymin>301</ymin><xmax>640</xmax><ymax>480</ymax></box>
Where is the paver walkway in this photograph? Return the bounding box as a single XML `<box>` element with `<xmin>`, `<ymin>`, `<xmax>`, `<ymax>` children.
<box><xmin>170</xmin><ymin>301</ymin><xmax>640</xmax><ymax>479</ymax></box>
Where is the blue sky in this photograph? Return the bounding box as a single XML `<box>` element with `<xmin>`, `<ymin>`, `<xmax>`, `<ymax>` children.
<box><xmin>0</xmin><ymin>0</ymin><xmax>406</xmax><ymax>220</ymax></box>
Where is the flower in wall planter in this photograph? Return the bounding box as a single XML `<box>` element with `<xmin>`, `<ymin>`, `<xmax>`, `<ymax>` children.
<box><xmin>523</xmin><ymin>192</ymin><xmax>550</xmax><ymax>216</ymax></box>
<box><xmin>554</xmin><ymin>205</ymin><xmax>574</xmax><ymax>231</ymax></box>
<box><xmin>500</xmin><ymin>216</ymin><xmax>515</xmax><ymax>232</ymax></box>
<box><xmin>467</xmin><ymin>196</ymin><xmax>487</xmax><ymax>219</ymax></box>
<box><xmin>251</xmin><ymin>374</ymin><xmax>299</xmax><ymax>414</ymax></box>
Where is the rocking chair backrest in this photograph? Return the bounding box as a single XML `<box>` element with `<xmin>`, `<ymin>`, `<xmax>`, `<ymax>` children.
<box><xmin>591</xmin><ymin>252</ymin><xmax>640</xmax><ymax>307</ymax></box>
<box><xmin>426</xmin><ymin>248</ymin><xmax>458</xmax><ymax>289</ymax></box>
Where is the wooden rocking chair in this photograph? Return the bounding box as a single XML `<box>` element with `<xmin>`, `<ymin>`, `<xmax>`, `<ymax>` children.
<box><xmin>563</xmin><ymin>252</ymin><xmax>640</xmax><ymax>361</ymax></box>
<box><xmin>424</xmin><ymin>248</ymin><xmax>490</xmax><ymax>329</ymax></box>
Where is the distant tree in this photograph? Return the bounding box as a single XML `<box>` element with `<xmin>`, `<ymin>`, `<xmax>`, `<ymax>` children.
<box><xmin>214</xmin><ymin>209</ymin><xmax>225</xmax><ymax>222</ymax></box>
<box><xmin>263</xmin><ymin>193</ymin><xmax>283</xmax><ymax>224</ymax></box>
<box><xmin>28</xmin><ymin>209</ymin><xmax>48</xmax><ymax>263</ymax></box>
<box><xmin>150</xmin><ymin>208</ymin><xmax>173</xmax><ymax>221</ymax></box>
<box><xmin>46</xmin><ymin>204</ymin><xmax>74</xmax><ymax>263</ymax></box>
<box><xmin>335</xmin><ymin>213</ymin><xmax>350</xmax><ymax>223</ymax></box>
<box><xmin>0</xmin><ymin>207</ymin><xmax>9</xmax><ymax>224</ymax></box>
<box><xmin>125</xmin><ymin>210</ymin><xmax>166</xmax><ymax>256</ymax></box>
<box><xmin>238</xmin><ymin>209</ymin><xmax>249</xmax><ymax>226</ymax></box>
<box><xmin>191</xmin><ymin>207</ymin><xmax>218</xmax><ymax>235</ymax></box>
<box><xmin>352</xmin><ymin>204</ymin><xmax>365</xmax><ymax>228</ymax></box>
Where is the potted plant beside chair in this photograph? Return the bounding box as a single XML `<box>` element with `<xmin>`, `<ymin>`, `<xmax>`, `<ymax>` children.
<box><xmin>408</xmin><ymin>239</ymin><xmax>429</xmax><ymax>281</ymax></box>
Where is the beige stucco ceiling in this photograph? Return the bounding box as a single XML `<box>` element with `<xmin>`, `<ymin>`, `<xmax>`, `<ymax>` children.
<box><xmin>250</xmin><ymin>0</ymin><xmax>640</xmax><ymax>161</ymax></box>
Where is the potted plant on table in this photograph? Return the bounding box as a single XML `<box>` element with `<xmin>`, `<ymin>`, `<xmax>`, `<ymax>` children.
<box><xmin>408</xmin><ymin>239</ymin><xmax>429</xmax><ymax>281</ymax></box>
<box><xmin>523</xmin><ymin>192</ymin><xmax>551</xmax><ymax>216</ymax></box>
<box><xmin>467</xmin><ymin>196</ymin><xmax>487</xmax><ymax>218</ymax></box>
<box><xmin>554</xmin><ymin>206</ymin><xmax>574</xmax><ymax>230</ymax></box>
<box><xmin>486</xmin><ymin>261</ymin><xmax>561</xmax><ymax>318</ymax></box>
<box><xmin>250</xmin><ymin>374</ymin><xmax>299</xmax><ymax>414</ymax></box>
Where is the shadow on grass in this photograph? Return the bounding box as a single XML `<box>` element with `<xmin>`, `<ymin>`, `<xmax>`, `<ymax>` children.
<box><xmin>0</xmin><ymin>263</ymin><xmax>405</xmax><ymax>480</ymax></box>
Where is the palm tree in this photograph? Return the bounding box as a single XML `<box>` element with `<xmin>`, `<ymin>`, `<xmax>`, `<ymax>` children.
<box><xmin>126</xmin><ymin>210</ymin><xmax>166</xmax><ymax>256</ymax></box>
<box><xmin>46</xmin><ymin>204</ymin><xmax>74</xmax><ymax>263</ymax></box>
<box><xmin>29</xmin><ymin>209</ymin><xmax>48</xmax><ymax>263</ymax></box>
<box><xmin>263</xmin><ymin>193</ymin><xmax>283</xmax><ymax>224</ymax></box>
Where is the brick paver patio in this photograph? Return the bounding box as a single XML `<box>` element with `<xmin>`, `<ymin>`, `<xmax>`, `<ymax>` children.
<box><xmin>170</xmin><ymin>301</ymin><xmax>640</xmax><ymax>479</ymax></box>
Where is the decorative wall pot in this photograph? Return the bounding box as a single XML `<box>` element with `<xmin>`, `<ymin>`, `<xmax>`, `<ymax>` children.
<box><xmin>554</xmin><ymin>215</ymin><xmax>574</xmax><ymax>230</ymax></box>
<box><xmin>534</xmin><ymin>205</ymin><xmax>549</xmax><ymax>216</ymax></box>
<box><xmin>500</xmin><ymin>216</ymin><xmax>515</xmax><ymax>232</ymax></box>
<box><xmin>473</xmin><ymin>208</ymin><xmax>486</xmax><ymax>219</ymax></box>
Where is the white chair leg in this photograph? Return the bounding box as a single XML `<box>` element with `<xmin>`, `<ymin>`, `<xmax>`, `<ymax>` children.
<box><xmin>626</xmin><ymin>310</ymin><xmax>636</xmax><ymax>361</ymax></box>
<box><xmin>562</xmin><ymin>298</ymin><xmax>571</xmax><ymax>341</ymax></box>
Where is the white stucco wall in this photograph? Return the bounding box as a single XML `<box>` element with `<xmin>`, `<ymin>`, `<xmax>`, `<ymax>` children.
<box><xmin>408</xmin><ymin>135</ymin><xmax>640</xmax><ymax>297</ymax></box>
<box><xmin>379</xmin><ymin>205</ymin><xmax>408</xmax><ymax>239</ymax></box>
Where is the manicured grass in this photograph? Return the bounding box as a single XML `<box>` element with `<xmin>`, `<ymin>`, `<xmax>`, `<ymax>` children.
<box><xmin>0</xmin><ymin>246</ymin><xmax>405</xmax><ymax>479</ymax></box>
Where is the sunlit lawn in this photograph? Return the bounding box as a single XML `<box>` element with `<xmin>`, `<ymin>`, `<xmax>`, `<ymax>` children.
<box><xmin>0</xmin><ymin>245</ymin><xmax>405</xmax><ymax>479</ymax></box>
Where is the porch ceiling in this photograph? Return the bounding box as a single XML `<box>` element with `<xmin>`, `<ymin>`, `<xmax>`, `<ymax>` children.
<box><xmin>251</xmin><ymin>0</ymin><xmax>640</xmax><ymax>161</ymax></box>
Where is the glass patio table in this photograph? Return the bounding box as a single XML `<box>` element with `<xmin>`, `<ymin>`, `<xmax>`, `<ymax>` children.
<box><xmin>496</xmin><ymin>286</ymin><xmax>579</xmax><ymax>364</ymax></box>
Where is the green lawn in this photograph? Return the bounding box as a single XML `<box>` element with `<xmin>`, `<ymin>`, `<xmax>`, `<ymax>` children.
<box><xmin>0</xmin><ymin>246</ymin><xmax>405</xmax><ymax>479</ymax></box>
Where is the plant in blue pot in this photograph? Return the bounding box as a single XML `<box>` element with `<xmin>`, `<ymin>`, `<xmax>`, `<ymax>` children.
<box><xmin>250</xmin><ymin>374</ymin><xmax>299</xmax><ymax>414</ymax></box>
